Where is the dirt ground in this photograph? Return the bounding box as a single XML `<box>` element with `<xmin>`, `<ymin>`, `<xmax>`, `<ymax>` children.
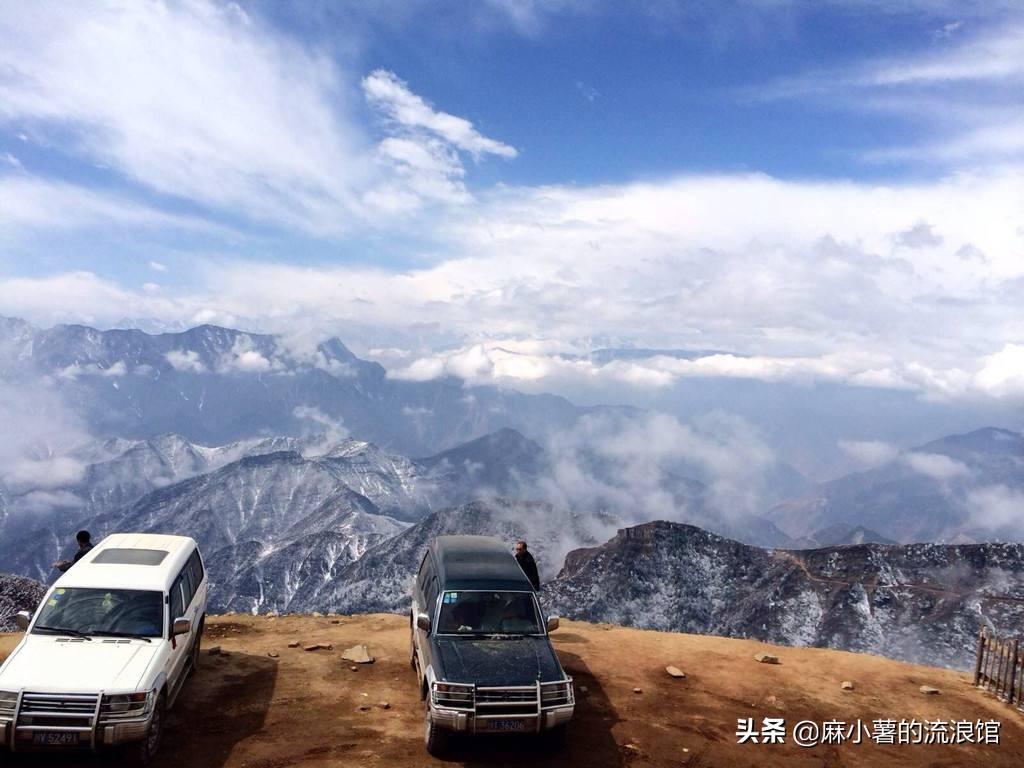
<box><xmin>2</xmin><ymin>613</ymin><xmax>1023</xmax><ymax>767</ymax></box>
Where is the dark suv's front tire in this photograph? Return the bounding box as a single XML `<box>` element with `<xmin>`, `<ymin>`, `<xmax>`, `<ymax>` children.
<box><xmin>423</xmin><ymin>698</ymin><xmax>449</xmax><ymax>756</ymax></box>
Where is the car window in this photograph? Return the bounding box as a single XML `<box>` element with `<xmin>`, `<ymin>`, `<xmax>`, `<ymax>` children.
<box><xmin>180</xmin><ymin>565</ymin><xmax>196</xmax><ymax>609</ymax></box>
<box><xmin>188</xmin><ymin>549</ymin><xmax>204</xmax><ymax>588</ymax></box>
<box><xmin>437</xmin><ymin>591</ymin><xmax>541</xmax><ymax>635</ymax></box>
<box><xmin>170</xmin><ymin>578</ymin><xmax>185</xmax><ymax>620</ymax></box>
<box><xmin>417</xmin><ymin>554</ymin><xmax>433</xmax><ymax>593</ymax></box>
<box><xmin>424</xmin><ymin>575</ymin><xmax>439</xmax><ymax>615</ymax></box>
<box><xmin>33</xmin><ymin>588</ymin><xmax>163</xmax><ymax>638</ymax></box>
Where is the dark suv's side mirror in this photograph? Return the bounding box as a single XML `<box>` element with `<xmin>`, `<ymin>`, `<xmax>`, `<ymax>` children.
<box><xmin>15</xmin><ymin>611</ymin><xmax>31</xmax><ymax>631</ymax></box>
<box><xmin>416</xmin><ymin>612</ymin><xmax>432</xmax><ymax>633</ymax></box>
<box><xmin>546</xmin><ymin>615</ymin><xmax>560</xmax><ymax>632</ymax></box>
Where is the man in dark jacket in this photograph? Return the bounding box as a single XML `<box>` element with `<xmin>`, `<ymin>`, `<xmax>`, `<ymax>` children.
<box><xmin>514</xmin><ymin>540</ymin><xmax>540</xmax><ymax>591</ymax></box>
<box><xmin>53</xmin><ymin>530</ymin><xmax>94</xmax><ymax>573</ymax></box>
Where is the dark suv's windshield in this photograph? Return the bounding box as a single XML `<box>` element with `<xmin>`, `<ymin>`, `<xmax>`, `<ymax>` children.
<box><xmin>437</xmin><ymin>591</ymin><xmax>541</xmax><ymax>635</ymax></box>
<box><xmin>33</xmin><ymin>588</ymin><xmax>164</xmax><ymax>638</ymax></box>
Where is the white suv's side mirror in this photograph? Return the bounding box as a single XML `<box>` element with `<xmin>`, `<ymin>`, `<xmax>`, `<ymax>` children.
<box><xmin>15</xmin><ymin>611</ymin><xmax>31</xmax><ymax>631</ymax></box>
<box><xmin>172</xmin><ymin>617</ymin><xmax>191</xmax><ymax>636</ymax></box>
<box><xmin>416</xmin><ymin>612</ymin><xmax>431</xmax><ymax>633</ymax></box>
<box><xmin>546</xmin><ymin>615</ymin><xmax>560</xmax><ymax>632</ymax></box>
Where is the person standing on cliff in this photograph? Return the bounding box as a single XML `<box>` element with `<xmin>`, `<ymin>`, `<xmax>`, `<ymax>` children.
<box><xmin>53</xmin><ymin>530</ymin><xmax>94</xmax><ymax>573</ymax></box>
<box><xmin>514</xmin><ymin>540</ymin><xmax>541</xmax><ymax>591</ymax></box>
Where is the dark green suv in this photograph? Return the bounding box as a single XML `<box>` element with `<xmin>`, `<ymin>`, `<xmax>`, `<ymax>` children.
<box><xmin>409</xmin><ymin>535</ymin><xmax>574</xmax><ymax>755</ymax></box>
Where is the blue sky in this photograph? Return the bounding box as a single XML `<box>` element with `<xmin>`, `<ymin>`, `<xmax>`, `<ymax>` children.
<box><xmin>0</xmin><ymin>0</ymin><xmax>1023</xmax><ymax>406</ymax></box>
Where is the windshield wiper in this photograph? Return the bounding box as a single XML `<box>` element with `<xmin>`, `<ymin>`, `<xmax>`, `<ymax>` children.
<box><xmin>33</xmin><ymin>625</ymin><xmax>93</xmax><ymax>641</ymax></box>
<box><xmin>88</xmin><ymin>630</ymin><xmax>153</xmax><ymax>643</ymax></box>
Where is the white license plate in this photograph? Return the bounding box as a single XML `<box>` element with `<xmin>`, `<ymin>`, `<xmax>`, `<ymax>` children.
<box><xmin>33</xmin><ymin>732</ymin><xmax>80</xmax><ymax>746</ymax></box>
<box><xmin>488</xmin><ymin>719</ymin><xmax>528</xmax><ymax>732</ymax></box>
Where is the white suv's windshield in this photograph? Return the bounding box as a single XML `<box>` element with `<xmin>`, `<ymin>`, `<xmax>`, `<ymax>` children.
<box><xmin>437</xmin><ymin>591</ymin><xmax>541</xmax><ymax>635</ymax></box>
<box><xmin>33</xmin><ymin>588</ymin><xmax>164</xmax><ymax>639</ymax></box>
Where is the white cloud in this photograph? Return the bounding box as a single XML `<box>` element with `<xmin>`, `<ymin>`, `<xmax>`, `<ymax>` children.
<box><xmin>292</xmin><ymin>405</ymin><xmax>349</xmax><ymax>453</ymax></box>
<box><xmin>4</xmin><ymin>456</ymin><xmax>85</xmax><ymax>490</ymax></box>
<box><xmin>972</xmin><ymin>344</ymin><xmax>1024</xmax><ymax>398</ymax></box>
<box><xmin>0</xmin><ymin>1</ymin><xmax>368</xmax><ymax>233</ymax></box>
<box><xmin>932</xmin><ymin>20</ymin><xmax>964</xmax><ymax>41</ymax></box>
<box><xmin>217</xmin><ymin>336</ymin><xmax>276</xmax><ymax>374</ymax></box>
<box><xmin>966</xmin><ymin>483</ymin><xmax>1024</xmax><ymax>530</ymax></box>
<box><xmin>149</xmin><ymin>261</ymin><xmax>168</xmax><ymax>273</ymax></box>
<box><xmin>0</xmin><ymin>382</ymin><xmax>91</xmax><ymax>512</ymax></box>
<box><xmin>0</xmin><ymin>175</ymin><xmax>218</xmax><ymax>235</ymax></box>
<box><xmin>864</xmin><ymin>24</ymin><xmax>1024</xmax><ymax>86</ymax></box>
<box><xmin>363</xmin><ymin>69</ymin><xmax>516</xmax><ymax>159</ymax></box>
<box><xmin>361</xmin><ymin>69</ymin><xmax>517</xmax><ymax>214</ymax></box>
<box><xmin>16</xmin><ymin>489</ymin><xmax>83</xmax><ymax>514</ymax></box>
<box><xmin>0</xmin><ymin>5</ymin><xmax>520</xmax><ymax>232</ymax></box>
<box><xmin>401</xmin><ymin>405</ymin><xmax>432</xmax><ymax>416</ymax></box>
<box><xmin>575</xmin><ymin>80</ymin><xmax>600</xmax><ymax>102</ymax></box>
<box><xmin>165</xmin><ymin>349</ymin><xmax>207</xmax><ymax>373</ymax></box>
<box><xmin>902</xmin><ymin>452</ymin><xmax>972</xmax><ymax>480</ymax></box>
<box><xmin>1</xmin><ymin>167</ymin><xmax>1022</xmax><ymax>403</ymax></box>
<box><xmin>233</xmin><ymin>350</ymin><xmax>272</xmax><ymax>373</ymax></box>
<box><xmin>838</xmin><ymin>439</ymin><xmax>900</xmax><ymax>467</ymax></box>
<box><xmin>54</xmin><ymin>360</ymin><xmax>127</xmax><ymax>380</ymax></box>
<box><xmin>537</xmin><ymin>410</ymin><xmax>778</xmax><ymax>523</ymax></box>
<box><xmin>760</xmin><ymin>23</ymin><xmax>1024</xmax><ymax>166</ymax></box>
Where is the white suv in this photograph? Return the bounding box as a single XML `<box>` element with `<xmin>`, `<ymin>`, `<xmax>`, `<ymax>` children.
<box><xmin>0</xmin><ymin>533</ymin><xmax>207</xmax><ymax>764</ymax></box>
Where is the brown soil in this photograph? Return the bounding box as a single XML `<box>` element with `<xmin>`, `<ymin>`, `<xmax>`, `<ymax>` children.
<box><xmin>2</xmin><ymin>614</ymin><xmax>1023</xmax><ymax>767</ymax></box>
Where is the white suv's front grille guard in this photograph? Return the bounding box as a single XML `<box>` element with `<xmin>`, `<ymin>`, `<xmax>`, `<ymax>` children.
<box><xmin>431</xmin><ymin>678</ymin><xmax>574</xmax><ymax>731</ymax></box>
<box><xmin>5</xmin><ymin>691</ymin><xmax>103</xmax><ymax>752</ymax></box>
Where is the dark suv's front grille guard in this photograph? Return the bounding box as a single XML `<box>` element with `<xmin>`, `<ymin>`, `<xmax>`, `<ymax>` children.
<box><xmin>431</xmin><ymin>678</ymin><xmax>574</xmax><ymax>731</ymax></box>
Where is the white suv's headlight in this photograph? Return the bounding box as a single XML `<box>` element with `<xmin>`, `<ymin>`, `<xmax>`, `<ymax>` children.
<box><xmin>102</xmin><ymin>691</ymin><xmax>152</xmax><ymax>716</ymax></box>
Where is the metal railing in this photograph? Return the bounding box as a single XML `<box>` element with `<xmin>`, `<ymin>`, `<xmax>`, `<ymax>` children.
<box><xmin>974</xmin><ymin>626</ymin><xmax>1023</xmax><ymax>711</ymax></box>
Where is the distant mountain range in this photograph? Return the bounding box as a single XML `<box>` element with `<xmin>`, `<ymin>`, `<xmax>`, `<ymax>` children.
<box><xmin>771</xmin><ymin>427</ymin><xmax>1024</xmax><ymax>544</ymax></box>
<box><xmin>0</xmin><ymin>426</ymin><xmax>782</xmax><ymax>607</ymax></box>
<box><xmin>0</xmin><ymin>316</ymin><xmax>581</xmax><ymax>455</ymax></box>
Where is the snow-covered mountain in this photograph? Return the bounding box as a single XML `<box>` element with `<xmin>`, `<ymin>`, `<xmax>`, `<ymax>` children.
<box><xmin>205</xmin><ymin>508</ymin><xmax>409</xmax><ymax>613</ymax></box>
<box><xmin>0</xmin><ymin>445</ymin><xmax>419</xmax><ymax>593</ymax></box>
<box><xmin>0</xmin><ymin>317</ymin><xmax>582</xmax><ymax>456</ymax></box>
<box><xmin>770</xmin><ymin>427</ymin><xmax>1024</xmax><ymax>544</ymax></box>
<box><xmin>546</xmin><ymin>520</ymin><xmax>1024</xmax><ymax>669</ymax></box>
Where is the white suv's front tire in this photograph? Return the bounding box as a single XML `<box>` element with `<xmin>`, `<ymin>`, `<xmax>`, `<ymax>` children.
<box><xmin>128</xmin><ymin>692</ymin><xmax>165</xmax><ymax>765</ymax></box>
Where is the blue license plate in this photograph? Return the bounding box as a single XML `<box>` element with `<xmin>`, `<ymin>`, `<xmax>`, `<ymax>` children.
<box><xmin>489</xmin><ymin>719</ymin><xmax>528</xmax><ymax>732</ymax></box>
<box><xmin>33</xmin><ymin>732</ymin><xmax>80</xmax><ymax>746</ymax></box>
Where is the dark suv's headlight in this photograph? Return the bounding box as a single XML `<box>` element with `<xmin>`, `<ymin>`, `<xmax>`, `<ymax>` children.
<box><xmin>541</xmin><ymin>681</ymin><xmax>573</xmax><ymax>705</ymax></box>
